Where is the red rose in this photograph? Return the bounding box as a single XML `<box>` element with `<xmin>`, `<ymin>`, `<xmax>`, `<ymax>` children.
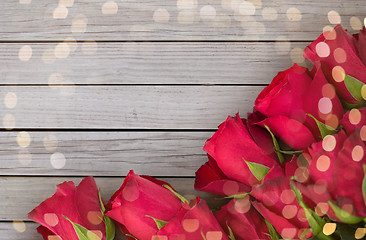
<box><xmin>340</xmin><ymin>107</ymin><xmax>366</xmax><ymax>135</ymax></box>
<box><xmin>28</xmin><ymin>177</ymin><xmax>111</xmax><ymax>240</ymax></box>
<box><xmin>304</xmin><ymin>25</ymin><xmax>366</xmax><ymax>104</ymax></box>
<box><xmin>251</xmin><ymin>176</ymin><xmax>311</xmax><ymax>240</ymax></box>
<box><xmin>195</xmin><ymin>113</ymin><xmax>278</xmax><ymax>195</ymax></box>
<box><xmin>106</xmin><ymin>170</ymin><xmax>228</xmax><ymax>240</ymax></box>
<box><xmin>215</xmin><ymin>198</ymin><xmax>270</xmax><ymax>240</ymax></box>
<box><xmin>254</xmin><ymin>64</ymin><xmax>343</xmax><ymax>150</ymax></box>
<box><xmin>298</xmin><ymin>130</ymin><xmax>366</xmax><ymax>221</ymax></box>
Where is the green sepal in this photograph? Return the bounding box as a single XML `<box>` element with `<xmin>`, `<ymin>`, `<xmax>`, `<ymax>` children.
<box><xmin>290</xmin><ymin>183</ymin><xmax>332</xmax><ymax>240</ymax></box>
<box><xmin>224</xmin><ymin>192</ymin><xmax>250</xmax><ymax>199</ymax></box>
<box><xmin>264</xmin><ymin>219</ymin><xmax>280</xmax><ymax>240</ymax></box>
<box><xmin>243</xmin><ymin>158</ymin><xmax>270</xmax><ymax>182</ymax></box>
<box><xmin>201</xmin><ymin>229</ymin><xmax>207</xmax><ymax>240</ymax></box>
<box><xmin>145</xmin><ymin>215</ymin><xmax>168</xmax><ymax>230</ymax></box>
<box><xmin>64</xmin><ymin>216</ymin><xmax>101</xmax><ymax>240</ymax></box>
<box><xmin>226</xmin><ymin>222</ymin><xmax>236</xmax><ymax>240</ymax></box>
<box><xmin>264</xmin><ymin>124</ymin><xmax>285</xmax><ymax>164</ymax></box>
<box><xmin>344</xmin><ymin>75</ymin><xmax>364</xmax><ymax>101</ymax></box>
<box><xmin>98</xmin><ymin>190</ymin><xmax>115</xmax><ymax>240</ymax></box>
<box><xmin>126</xmin><ymin>234</ymin><xmax>139</xmax><ymax>240</ymax></box>
<box><xmin>328</xmin><ymin>201</ymin><xmax>363</xmax><ymax>224</ymax></box>
<box><xmin>307</xmin><ymin>114</ymin><xmax>337</xmax><ymax>139</ymax></box>
<box><xmin>363</xmin><ymin>164</ymin><xmax>366</xmax><ymax>207</ymax></box>
<box><xmin>278</xmin><ymin>149</ymin><xmax>303</xmax><ymax>155</ymax></box>
<box><xmin>163</xmin><ymin>184</ymin><xmax>189</xmax><ymax>204</ymax></box>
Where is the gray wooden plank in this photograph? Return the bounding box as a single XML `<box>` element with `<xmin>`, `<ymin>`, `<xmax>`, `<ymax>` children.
<box><xmin>0</xmin><ymin>222</ymin><xmax>126</xmax><ymax>240</ymax></box>
<box><xmin>1</xmin><ymin>0</ymin><xmax>364</xmax><ymax>41</ymax></box>
<box><xmin>0</xmin><ymin>86</ymin><xmax>262</xmax><ymax>129</ymax></box>
<box><xmin>0</xmin><ymin>177</ymin><xmax>226</xmax><ymax>221</ymax></box>
<box><xmin>0</xmin><ymin>131</ymin><xmax>212</xmax><ymax>176</ymax></box>
<box><xmin>0</xmin><ymin>42</ymin><xmax>309</xmax><ymax>85</ymax></box>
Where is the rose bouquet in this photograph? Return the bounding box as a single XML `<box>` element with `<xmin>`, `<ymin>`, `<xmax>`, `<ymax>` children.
<box><xmin>29</xmin><ymin>25</ymin><xmax>366</xmax><ymax>240</ymax></box>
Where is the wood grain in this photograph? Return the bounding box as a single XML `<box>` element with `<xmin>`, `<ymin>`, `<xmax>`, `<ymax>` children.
<box><xmin>0</xmin><ymin>42</ymin><xmax>309</xmax><ymax>85</ymax></box>
<box><xmin>0</xmin><ymin>131</ymin><xmax>212</xmax><ymax>176</ymax></box>
<box><xmin>0</xmin><ymin>86</ymin><xmax>262</xmax><ymax>129</ymax></box>
<box><xmin>0</xmin><ymin>177</ymin><xmax>227</xmax><ymax>221</ymax></box>
<box><xmin>0</xmin><ymin>0</ymin><xmax>364</xmax><ymax>41</ymax></box>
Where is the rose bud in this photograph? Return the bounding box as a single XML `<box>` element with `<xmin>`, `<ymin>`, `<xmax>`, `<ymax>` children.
<box><xmin>195</xmin><ymin>113</ymin><xmax>278</xmax><ymax>196</ymax></box>
<box><xmin>299</xmin><ymin>130</ymin><xmax>366</xmax><ymax>222</ymax></box>
<box><xmin>254</xmin><ymin>64</ymin><xmax>343</xmax><ymax>150</ymax></box>
<box><xmin>28</xmin><ymin>176</ymin><xmax>114</xmax><ymax>240</ymax></box>
<box><xmin>304</xmin><ymin>25</ymin><xmax>366</xmax><ymax>104</ymax></box>
<box><xmin>214</xmin><ymin>198</ymin><xmax>271</xmax><ymax>240</ymax></box>
<box><xmin>106</xmin><ymin>170</ymin><xmax>228</xmax><ymax>240</ymax></box>
<box><xmin>340</xmin><ymin>107</ymin><xmax>366</xmax><ymax>136</ymax></box>
<box><xmin>251</xmin><ymin>176</ymin><xmax>311</xmax><ymax>240</ymax></box>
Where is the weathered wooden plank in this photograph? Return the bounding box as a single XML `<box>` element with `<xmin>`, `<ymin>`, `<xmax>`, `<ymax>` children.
<box><xmin>1</xmin><ymin>0</ymin><xmax>364</xmax><ymax>41</ymax></box>
<box><xmin>0</xmin><ymin>86</ymin><xmax>262</xmax><ymax>129</ymax></box>
<box><xmin>0</xmin><ymin>42</ymin><xmax>309</xmax><ymax>85</ymax></box>
<box><xmin>0</xmin><ymin>222</ymin><xmax>126</xmax><ymax>240</ymax></box>
<box><xmin>0</xmin><ymin>131</ymin><xmax>212</xmax><ymax>176</ymax></box>
<box><xmin>0</xmin><ymin>177</ymin><xmax>226</xmax><ymax>221</ymax></box>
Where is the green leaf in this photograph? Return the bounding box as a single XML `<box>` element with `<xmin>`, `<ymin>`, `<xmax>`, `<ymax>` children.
<box><xmin>264</xmin><ymin>219</ymin><xmax>280</xmax><ymax>240</ymax></box>
<box><xmin>264</xmin><ymin>124</ymin><xmax>285</xmax><ymax>164</ymax></box>
<box><xmin>98</xmin><ymin>190</ymin><xmax>105</xmax><ymax>214</ymax></box>
<box><xmin>278</xmin><ymin>149</ymin><xmax>303</xmax><ymax>155</ymax></box>
<box><xmin>126</xmin><ymin>234</ymin><xmax>139</xmax><ymax>240</ymax></box>
<box><xmin>290</xmin><ymin>183</ymin><xmax>332</xmax><ymax>240</ymax></box>
<box><xmin>145</xmin><ymin>215</ymin><xmax>168</xmax><ymax>230</ymax></box>
<box><xmin>243</xmin><ymin>158</ymin><xmax>270</xmax><ymax>182</ymax></box>
<box><xmin>104</xmin><ymin>215</ymin><xmax>115</xmax><ymax>240</ymax></box>
<box><xmin>64</xmin><ymin>216</ymin><xmax>101</xmax><ymax>240</ymax></box>
<box><xmin>98</xmin><ymin>189</ymin><xmax>115</xmax><ymax>240</ymax></box>
<box><xmin>163</xmin><ymin>184</ymin><xmax>189</xmax><ymax>204</ymax></box>
<box><xmin>201</xmin><ymin>229</ymin><xmax>207</xmax><ymax>240</ymax></box>
<box><xmin>307</xmin><ymin>114</ymin><xmax>337</xmax><ymax>139</ymax></box>
<box><xmin>224</xmin><ymin>193</ymin><xmax>250</xmax><ymax>199</ymax></box>
<box><xmin>363</xmin><ymin>164</ymin><xmax>366</xmax><ymax>207</ymax></box>
<box><xmin>344</xmin><ymin>75</ymin><xmax>364</xmax><ymax>101</ymax></box>
<box><xmin>226</xmin><ymin>223</ymin><xmax>236</xmax><ymax>240</ymax></box>
<box><xmin>328</xmin><ymin>201</ymin><xmax>363</xmax><ymax>224</ymax></box>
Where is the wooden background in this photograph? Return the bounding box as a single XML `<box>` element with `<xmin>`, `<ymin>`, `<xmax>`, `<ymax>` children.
<box><xmin>0</xmin><ymin>0</ymin><xmax>364</xmax><ymax>239</ymax></box>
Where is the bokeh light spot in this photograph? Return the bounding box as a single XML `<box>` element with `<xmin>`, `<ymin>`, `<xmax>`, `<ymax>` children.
<box><xmin>327</xmin><ymin>10</ymin><xmax>341</xmax><ymax>24</ymax></box>
<box><xmin>53</xmin><ymin>5</ymin><xmax>68</xmax><ymax>19</ymax></box>
<box><xmin>281</xmin><ymin>228</ymin><xmax>297</xmax><ymax>239</ymax></box>
<box><xmin>200</xmin><ymin>5</ymin><xmax>216</xmax><ymax>21</ymax></box>
<box><xmin>3</xmin><ymin>114</ymin><xmax>16</xmax><ymax>130</ymax></box>
<box><xmin>102</xmin><ymin>1</ymin><xmax>118</xmax><ymax>15</ymax></box>
<box><xmin>71</xmin><ymin>14</ymin><xmax>88</xmax><ymax>34</ymax></box>
<box><xmin>50</xmin><ymin>152</ymin><xmax>66</xmax><ymax>169</ymax></box>
<box><xmin>222</xmin><ymin>181</ymin><xmax>239</xmax><ymax>196</ymax></box>
<box><xmin>351</xmin><ymin>145</ymin><xmax>364</xmax><ymax>162</ymax></box>
<box><xmin>44</xmin><ymin>213</ymin><xmax>59</xmax><ymax>227</ymax></box>
<box><xmin>59</xmin><ymin>0</ymin><xmax>74</xmax><ymax>7</ymax></box>
<box><xmin>87</xmin><ymin>211</ymin><xmax>103</xmax><ymax>225</ymax></box>
<box><xmin>316</xmin><ymin>155</ymin><xmax>331</xmax><ymax>172</ymax></box>
<box><xmin>239</xmin><ymin>1</ymin><xmax>256</xmax><ymax>16</ymax></box>
<box><xmin>322</xmin><ymin>135</ymin><xmax>336</xmax><ymax>152</ymax></box>
<box><xmin>54</xmin><ymin>43</ymin><xmax>70</xmax><ymax>59</ymax></box>
<box><xmin>4</xmin><ymin>92</ymin><xmax>17</xmax><ymax>109</ymax></box>
<box><xmin>177</xmin><ymin>0</ymin><xmax>197</xmax><ymax>9</ymax></box>
<box><xmin>234</xmin><ymin>196</ymin><xmax>251</xmax><ymax>213</ymax></box>
<box><xmin>17</xmin><ymin>131</ymin><xmax>31</xmax><ymax>148</ymax></box>
<box><xmin>286</xmin><ymin>8</ymin><xmax>302</xmax><ymax>21</ymax></box>
<box><xmin>349</xmin><ymin>108</ymin><xmax>361</xmax><ymax>125</ymax></box>
<box><xmin>316</xmin><ymin>42</ymin><xmax>330</xmax><ymax>58</ymax></box>
<box><xmin>43</xmin><ymin>134</ymin><xmax>58</xmax><ymax>151</ymax></box>
<box><xmin>18</xmin><ymin>150</ymin><xmax>32</xmax><ymax>166</ymax></box>
<box><xmin>323</xmin><ymin>223</ymin><xmax>336</xmax><ymax>236</ymax></box>
<box><xmin>261</xmin><ymin>7</ymin><xmax>277</xmax><ymax>21</ymax></box>
<box><xmin>332</xmin><ymin>66</ymin><xmax>345</xmax><ymax>82</ymax></box>
<box><xmin>360</xmin><ymin>125</ymin><xmax>366</xmax><ymax>141</ymax></box>
<box><xmin>315</xmin><ymin>202</ymin><xmax>329</xmax><ymax>216</ymax></box>
<box><xmin>18</xmin><ymin>45</ymin><xmax>32</xmax><ymax>61</ymax></box>
<box><xmin>318</xmin><ymin>97</ymin><xmax>332</xmax><ymax>114</ymax></box>
<box><xmin>334</xmin><ymin>48</ymin><xmax>347</xmax><ymax>63</ymax></box>
<box><xmin>350</xmin><ymin>17</ymin><xmax>363</xmax><ymax>30</ymax></box>
<box><xmin>153</xmin><ymin>8</ymin><xmax>170</xmax><ymax>23</ymax></box>
<box><xmin>355</xmin><ymin>228</ymin><xmax>366</xmax><ymax>239</ymax></box>
<box><xmin>206</xmin><ymin>231</ymin><xmax>223</xmax><ymax>240</ymax></box>
<box><xmin>12</xmin><ymin>221</ymin><xmax>26</xmax><ymax>232</ymax></box>
<box><xmin>322</xmin><ymin>84</ymin><xmax>336</xmax><ymax>99</ymax></box>
<box><xmin>182</xmin><ymin>219</ymin><xmax>199</xmax><ymax>232</ymax></box>
<box><xmin>282</xmin><ymin>205</ymin><xmax>298</xmax><ymax>219</ymax></box>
